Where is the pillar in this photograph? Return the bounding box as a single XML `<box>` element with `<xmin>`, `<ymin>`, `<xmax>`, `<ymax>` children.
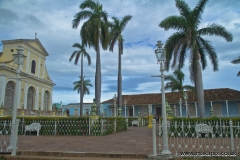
<box><xmin>0</xmin><ymin>76</ymin><xmax>7</xmax><ymax>105</ymax></box>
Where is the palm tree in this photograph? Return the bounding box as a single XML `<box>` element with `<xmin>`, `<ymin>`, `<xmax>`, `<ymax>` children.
<box><xmin>231</xmin><ymin>56</ymin><xmax>240</xmax><ymax>76</ymax></box>
<box><xmin>159</xmin><ymin>0</ymin><xmax>233</xmax><ymax>118</ymax></box>
<box><xmin>72</xmin><ymin>0</ymin><xmax>109</xmax><ymax>115</ymax></box>
<box><xmin>73</xmin><ymin>76</ymin><xmax>93</xmax><ymax>97</ymax></box>
<box><xmin>69</xmin><ymin>43</ymin><xmax>91</xmax><ymax>116</ymax></box>
<box><xmin>165</xmin><ymin>69</ymin><xmax>195</xmax><ymax>96</ymax></box>
<box><xmin>108</xmin><ymin>15</ymin><xmax>132</xmax><ymax>109</ymax></box>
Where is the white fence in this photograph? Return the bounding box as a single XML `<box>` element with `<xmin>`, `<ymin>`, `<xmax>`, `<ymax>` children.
<box><xmin>156</xmin><ymin>119</ymin><xmax>240</xmax><ymax>157</ymax></box>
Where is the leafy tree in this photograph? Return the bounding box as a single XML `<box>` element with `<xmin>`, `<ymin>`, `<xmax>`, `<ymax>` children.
<box><xmin>73</xmin><ymin>76</ymin><xmax>93</xmax><ymax>98</ymax></box>
<box><xmin>165</xmin><ymin>69</ymin><xmax>195</xmax><ymax>96</ymax></box>
<box><xmin>159</xmin><ymin>0</ymin><xmax>233</xmax><ymax>117</ymax></box>
<box><xmin>69</xmin><ymin>43</ymin><xmax>91</xmax><ymax>116</ymax></box>
<box><xmin>231</xmin><ymin>56</ymin><xmax>240</xmax><ymax>76</ymax></box>
<box><xmin>108</xmin><ymin>15</ymin><xmax>132</xmax><ymax>109</ymax></box>
<box><xmin>72</xmin><ymin>0</ymin><xmax>109</xmax><ymax>115</ymax></box>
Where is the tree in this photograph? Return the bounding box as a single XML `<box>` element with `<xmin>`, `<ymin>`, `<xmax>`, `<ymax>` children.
<box><xmin>72</xmin><ymin>0</ymin><xmax>109</xmax><ymax>115</ymax></box>
<box><xmin>108</xmin><ymin>15</ymin><xmax>132</xmax><ymax>109</ymax></box>
<box><xmin>159</xmin><ymin>0</ymin><xmax>233</xmax><ymax>118</ymax></box>
<box><xmin>69</xmin><ymin>43</ymin><xmax>91</xmax><ymax>116</ymax></box>
<box><xmin>165</xmin><ymin>69</ymin><xmax>195</xmax><ymax>96</ymax></box>
<box><xmin>73</xmin><ymin>76</ymin><xmax>93</xmax><ymax>97</ymax></box>
<box><xmin>231</xmin><ymin>56</ymin><xmax>240</xmax><ymax>76</ymax></box>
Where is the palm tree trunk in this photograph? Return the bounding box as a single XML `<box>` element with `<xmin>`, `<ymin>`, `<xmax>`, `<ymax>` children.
<box><xmin>196</xmin><ymin>60</ymin><xmax>205</xmax><ymax>118</ymax></box>
<box><xmin>80</xmin><ymin>54</ymin><xmax>84</xmax><ymax>116</ymax></box>
<box><xmin>95</xmin><ymin>39</ymin><xmax>101</xmax><ymax>116</ymax></box>
<box><xmin>118</xmin><ymin>50</ymin><xmax>122</xmax><ymax>113</ymax></box>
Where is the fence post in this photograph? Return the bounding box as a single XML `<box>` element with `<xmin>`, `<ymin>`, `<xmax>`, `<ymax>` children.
<box><xmin>54</xmin><ymin>119</ymin><xmax>57</xmax><ymax>136</ymax></box>
<box><xmin>11</xmin><ymin>119</ymin><xmax>20</xmax><ymax>156</ymax></box>
<box><xmin>152</xmin><ymin>119</ymin><xmax>157</xmax><ymax>157</ymax></box>
<box><xmin>101</xmin><ymin>119</ymin><xmax>103</xmax><ymax>135</ymax></box>
<box><xmin>229</xmin><ymin>119</ymin><xmax>234</xmax><ymax>153</ymax></box>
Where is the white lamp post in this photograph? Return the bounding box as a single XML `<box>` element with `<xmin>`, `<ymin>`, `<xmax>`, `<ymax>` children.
<box><xmin>113</xmin><ymin>93</ymin><xmax>117</xmax><ymax>117</ymax></box>
<box><xmin>124</xmin><ymin>99</ymin><xmax>127</xmax><ymax>118</ymax></box>
<box><xmin>154</xmin><ymin>40</ymin><xmax>170</xmax><ymax>155</ymax></box>
<box><xmin>10</xmin><ymin>46</ymin><xmax>26</xmax><ymax>156</ymax></box>
<box><xmin>179</xmin><ymin>98</ymin><xmax>182</xmax><ymax>117</ymax></box>
<box><xmin>183</xmin><ymin>92</ymin><xmax>188</xmax><ymax>118</ymax></box>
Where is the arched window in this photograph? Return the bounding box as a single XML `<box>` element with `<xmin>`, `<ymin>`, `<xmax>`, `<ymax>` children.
<box><xmin>27</xmin><ymin>87</ymin><xmax>35</xmax><ymax>112</ymax></box>
<box><xmin>31</xmin><ymin>60</ymin><xmax>36</xmax><ymax>74</ymax></box>
<box><xmin>43</xmin><ymin>91</ymin><xmax>50</xmax><ymax>111</ymax></box>
<box><xmin>4</xmin><ymin>81</ymin><xmax>15</xmax><ymax>110</ymax></box>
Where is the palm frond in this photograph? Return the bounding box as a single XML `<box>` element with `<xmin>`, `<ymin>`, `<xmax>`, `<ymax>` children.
<box><xmin>80</xmin><ymin>0</ymin><xmax>97</xmax><ymax>10</ymax></box>
<box><xmin>197</xmin><ymin>37</ymin><xmax>218</xmax><ymax>71</ymax></box>
<box><xmin>72</xmin><ymin>10</ymin><xmax>92</xmax><ymax>29</ymax></box>
<box><xmin>231</xmin><ymin>57</ymin><xmax>240</xmax><ymax>64</ymax></box>
<box><xmin>159</xmin><ymin>16</ymin><xmax>185</xmax><ymax>31</ymax></box>
<box><xmin>192</xmin><ymin>0</ymin><xmax>208</xmax><ymax>26</ymax></box>
<box><xmin>237</xmin><ymin>71</ymin><xmax>240</xmax><ymax>76</ymax></box>
<box><xmin>175</xmin><ymin>0</ymin><xmax>191</xmax><ymax>19</ymax></box>
<box><xmin>198</xmin><ymin>23</ymin><xmax>233</xmax><ymax>42</ymax></box>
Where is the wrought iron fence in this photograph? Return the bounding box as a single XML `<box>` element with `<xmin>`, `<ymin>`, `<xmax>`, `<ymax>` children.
<box><xmin>157</xmin><ymin>119</ymin><xmax>240</xmax><ymax>157</ymax></box>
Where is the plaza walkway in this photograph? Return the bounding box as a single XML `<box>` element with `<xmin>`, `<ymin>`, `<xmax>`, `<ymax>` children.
<box><xmin>15</xmin><ymin>126</ymin><xmax>153</xmax><ymax>159</ymax></box>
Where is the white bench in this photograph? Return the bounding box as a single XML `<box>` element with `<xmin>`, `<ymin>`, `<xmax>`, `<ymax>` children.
<box><xmin>131</xmin><ymin>120</ymin><xmax>139</xmax><ymax>127</ymax></box>
<box><xmin>195</xmin><ymin>124</ymin><xmax>213</xmax><ymax>138</ymax></box>
<box><xmin>24</xmin><ymin>123</ymin><xmax>41</xmax><ymax>136</ymax></box>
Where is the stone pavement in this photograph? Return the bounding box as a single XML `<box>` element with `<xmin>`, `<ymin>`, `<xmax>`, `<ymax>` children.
<box><xmin>15</xmin><ymin>126</ymin><xmax>154</xmax><ymax>159</ymax></box>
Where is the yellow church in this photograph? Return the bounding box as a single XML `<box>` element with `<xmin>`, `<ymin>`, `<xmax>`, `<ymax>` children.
<box><xmin>0</xmin><ymin>38</ymin><xmax>55</xmax><ymax>114</ymax></box>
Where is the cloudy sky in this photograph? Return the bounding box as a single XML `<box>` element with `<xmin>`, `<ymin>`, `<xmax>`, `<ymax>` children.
<box><xmin>0</xmin><ymin>0</ymin><xmax>239</xmax><ymax>105</ymax></box>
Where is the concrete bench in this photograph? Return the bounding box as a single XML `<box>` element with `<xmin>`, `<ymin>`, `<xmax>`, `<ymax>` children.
<box><xmin>24</xmin><ymin>123</ymin><xmax>41</xmax><ymax>136</ymax></box>
<box><xmin>195</xmin><ymin>124</ymin><xmax>213</xmax><ymax>138</ymax></box>
<box><xmin>131</xmin><ymin>120</ymin><xmax>139</xmax><ymax>127</ymax></box>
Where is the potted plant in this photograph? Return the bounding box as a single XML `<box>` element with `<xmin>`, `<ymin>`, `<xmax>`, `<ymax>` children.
<box><xmin>0</xmin><ymin>102</ymin><xmax>4</xmax><ymax>116</ymax></box>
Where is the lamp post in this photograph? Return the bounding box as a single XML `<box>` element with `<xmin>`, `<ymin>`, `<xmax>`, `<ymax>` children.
<box><xmin>124</xmin><ymin>99</ymin><xmax>127</xmax><ymax>118</ymax></box>
<box><xmin>11</xmin><ymin>46</ymin><xmax>26</xmax><ymax>156</ymax></box>
<box><xmin>184</xmin><ymin>92</ymin><xmax>188</xmax><ymax>118</ymax></box>
<box><xmin>179</xmin><ymin>98</ymin><xmax>182</xmax><ymax>117</ymax></box>
<box><xmin>154</xmin><ymin>40</ymin><xmax>170</xmax><ymax>155</ymax></box>
<box><xmin>113</xmin><ymin>93</ymin><xmax>117</xmax><ymax>117</ymax></box>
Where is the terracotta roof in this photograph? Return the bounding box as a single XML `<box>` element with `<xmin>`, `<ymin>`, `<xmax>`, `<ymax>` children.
<box><xmin>102</xmin><ymin>88</ymin><xmax>240</xmax><ymax>105</ymax></box>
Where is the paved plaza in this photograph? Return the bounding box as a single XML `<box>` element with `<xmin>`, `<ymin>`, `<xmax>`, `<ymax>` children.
<box><xmin>15</xmin><ymin>126</ymin><xmax>153</xmax><ymax>159</ymax></box>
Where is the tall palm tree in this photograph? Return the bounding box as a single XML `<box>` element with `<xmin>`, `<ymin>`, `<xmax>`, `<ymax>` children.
<box><xmin>73</xmin><ymin>76</ymin><xmax>93</xmax><ymax>97</ymax></box>
<box><xmin>108</xmin><ymin>15</ymin><xmax>132</xmax><ymax>109</ymax></box>
<box><xmin>69</xmin><ymin>43</ymin><xmax>91</xmax><ymax>116</ymax></box>
<box><xmin>72</xmin><ymin>0</ymin><xmax>109</xmax><ymax>115</ymax></box>
<box><xmin>231</xmin><ymin>56</ymin><xmax>240</xmax><ymax>76</ymax></box>
<box><xmin>159</xmin><ymin>0</ymin><xmax>233</xmax><ymax>118</ymax></box>
<box><xmin>165</xmin><ymin>69</ymin><xmax>195</xmax><ymax>96</ymax></box>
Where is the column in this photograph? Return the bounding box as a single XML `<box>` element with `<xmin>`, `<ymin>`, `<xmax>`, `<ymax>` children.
<box><xmin>35</xmin><ymin>86</ymin><xmax>39</xmax><ymax>110</ymax></box>
<box><xmin>37</xmin><ymin>57</ymin><xmax>40</xmax><ymax>77</ymax></box>
<box><xmin>25</xmin><ymin>51</ymin><xmax>30</xmax><ymax>73</ymax></box>
<box><xmin>42</xmin><ymin>62</ymin><xmax>46</xmax><ymax>79</ymax></box>
<box><xmin>226</xmin><ymin>100</ymin><xmax>229</xmax><ymax>117</ymax></box>
<box><xmin>42</xmin><ymin>62</ymin><xmax>45</xmax><ymax>78</ymax></box>
<box><xmin>132</xmin><ymin>105</ymin><xmax>135</xmax><ymax>117</ymax></box>
<box><xmin>23</xmin><ymin>82</ymin><xmax>28</xmax><ymax>109</ymax></box>
<box><xmin>0</xmin><ymin>76</ymin><xmax>7</xmax><ymax>105</ymax></box>
<box><xmin>41</xmin><ymin>87</ymin><xmax>44</xmax><ymax>110</ymax></box>
<box><xmin>50</xmin><ymin>89</ymin><xmax>52</xmax><ymax>110</ymax></box>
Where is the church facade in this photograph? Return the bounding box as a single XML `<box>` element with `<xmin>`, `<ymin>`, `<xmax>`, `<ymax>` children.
<box><xmin>0</xmin><ymin>38</ymin><xmax>55</xmax><ymax>114</ymax></box>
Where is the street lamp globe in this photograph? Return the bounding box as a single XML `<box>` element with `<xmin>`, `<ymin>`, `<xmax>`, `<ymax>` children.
<box><xmin>155</xmin><ymin>40</ymin><xmax>165</xmax><ymax>62</ymax></box>
<box><xmin>12</xmin><ymin>46</ymin><xmax>26</xmax><ymax>65</ymax></box>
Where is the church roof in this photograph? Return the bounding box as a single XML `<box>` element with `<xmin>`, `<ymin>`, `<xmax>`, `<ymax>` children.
<box><xmin>1</xmin><ymin>38</ymin><xmax>49</xmax><ymax>56</ymax></box>
<box><xmin>102</xmin><ymin>88</ymin><xmax>240</xmax><ymax>105</ymax></box>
